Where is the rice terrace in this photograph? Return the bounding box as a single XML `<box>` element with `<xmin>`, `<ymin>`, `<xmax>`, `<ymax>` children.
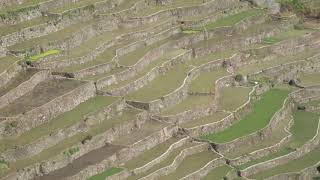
<box><xmin>0</xmin><ymin>0</ymin><xmax>319</xmax><ymax>179</ymax></box>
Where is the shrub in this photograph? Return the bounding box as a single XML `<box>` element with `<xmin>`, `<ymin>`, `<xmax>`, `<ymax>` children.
<box><xmin>234</xmin><ymin>74</ymin><xmax>243</xmax><ymax>82</ymax></box>
<box><xmin>297</xmin><ymin>105</ymin><xmax>306</xmax><ymax>111</ymax></box>
<box><xmin>81</xmin><ymin>135</ymin><xmax>92</xmax><ymax>144</ymax></box>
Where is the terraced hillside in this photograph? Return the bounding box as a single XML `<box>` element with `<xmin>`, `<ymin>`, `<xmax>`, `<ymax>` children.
<box><xmin>0</xmin><ymin>0</ymin><xmax>319</xmax><ymax>179</ymax></box>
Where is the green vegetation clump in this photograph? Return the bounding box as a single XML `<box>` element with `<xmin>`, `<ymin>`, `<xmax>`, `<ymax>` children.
<box><xmin>278</xmin><ymin>0</ymin><xmax>306</xmax><ymax>14</ymax></box>
<box><xmin>0</xmin><ymin>160</ymin><xmax>9</xmax><ymax>177</ymax></box>
<box><xmin>88</xmin><ymin>167</ymin><xmax>123</xmax><ymax>180</ymax></box>
<box><xmin>28</xmin><ymin>49</ymin><xmax>61</xmax><ymax>62</ymax></box>
<box><xmin>63</xmin><ymin>147</ymin><xmax>80</xmax><ymax>157</ymax></box>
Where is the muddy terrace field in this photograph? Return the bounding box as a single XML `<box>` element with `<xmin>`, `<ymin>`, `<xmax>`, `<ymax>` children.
<box><xmin>0</xmin><ymin>0</ymin><xmax>319</xmax><ymax>179</ymax></box>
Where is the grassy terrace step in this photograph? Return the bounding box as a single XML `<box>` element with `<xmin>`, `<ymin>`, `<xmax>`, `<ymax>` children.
<box><xmin>0</xmin><ymin>16</ymin><xmax>49</xmax><ymax>36</ymax></box>
<box><xmin>8</xmin><ymin>19</ymin><xmax>94</xmax><ymax>52</ymax></box>
<box><xmin>235</xmin><ymin>110</ymin><xmax>320</xmax><ymax>170</ymax></box>
<box><xmin>217</xmin><ymin>86</ymin><xmax>252</xmax><ymax>112</ymax></box>
<box><xmin>161</xmin><ymin>95</ymin><xmax>214</xmax><ymax>116</ymax></box>
<box><xmin>126</xmin><ymin>141</ymin><xmax>197</xmax><ymax>180</ymax></box>
<box><xmin>188</xmin><ymin>8</ymin><xmax>264</xmax><ymax>32</ymax></box>
<box><xmin>123</xmin><ymin>137</ymin><xmax>182</xmax><ymax>170</ymax></box>
<box><xmin>299</xmin><ymin>72</ymin><xmax>320</xmax><ymax>87</ymax></box>
<box><xmin>0</xmin><ymin>79</ymin><xmax>84</xmax><ymax>117</ymax></box>
<box><xmin>160</xmin><ymin>69</ymin><xmax>229</xmax><ymax>116</ymax></box>
<box><xmin>201</xmin><ymin>89</ymin><xmax>289</xmax><ymax>143</ymax></box>
<box><xmin>117</xmin><ymin>36</ymin><xmax>175</xmax><ymax>67</ymax></box>
<box><xmin>126</xmin><ymin>64</ymin><xmax>193</xmax><ymax>102</ymax></box>
<box><xmin>250</xmin><ymin>146</ymin><xmax>320</xmax><ymax>179</ymax></box>
<box><xmin>202</xmin><ymin>165</ymin><xmax>232</xmax><ymax>180</ymax></box>
<box><xmin>112</xmin><ymin>120</ymin><xmax>167</xmax><ymax>146</ymax></box>
<box><xmin>6</xmin><ymin>108</ymin><xmax>139</xmax><ymax>173</ymax></box>
<box><xmin>0</xmin><ymin>95</ymin><xmax>118</xmax><ymax>153</ymax></box>
<box><xmin>181</xmin><ymin>111</ymin><xmax>230</xmax><ymax>129</ymax></box>
<box><xmin>236</xmin><ymin>47</ymin><xmax>320</xmax><ymax>75</ymax></box>
<box><xmin>134</xmin><ymin>0</ymin><xmax>205</xmax><ymax>17</ymax></box>
<box><xmin>0</xmin><ymin>68</ymin><xmax>39</xmax><ymax>97</ymax></box>
<box><xmin>0</xmin><ymin>56</ymin><xmax>21</xmax><ymax>74</ymax></box>
<box><xmin>104</xmin><ymin>49</ymin><xmax>186</xmax><ymax>91</ymax></box>
<box><xmin>158</xmin><ymin>150</ymin><xmax>219</xmax><ymax>180</ymax></box>
<box><xmin>48</xmin><ymin>0</ymin><xmax>104</xmax><ymax>14</ymax></box>
<box><xmin>188</xmin><ymin>50</ymin><xmax>236</xmax><ymax>67</ymax></box>
<box><xmin>189</xmin><ymin>68</ymin><xmax>229</xmax><ymax>93</ymax></box>
<box><xmin>262</xmin><ymin>29</ymin><xmax>314</xmax><ymax>44</ymax></box>
<box><xmin>82</xmin><ymin>67</ymin><xmax>128</xmax><ymax>81</ymax></box>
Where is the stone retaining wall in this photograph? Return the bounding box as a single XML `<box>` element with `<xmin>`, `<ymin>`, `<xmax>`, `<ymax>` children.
<box><xmin>0</xmin><ymin>80</ymin><xmax>96</xmax><ymax>138</ymax></box>
<box><xmin>108</xmin><ymin>50</ymin><xmax>192</xmax><ymax>97</ymax></box>
<box><xmin>95</xmin><ymin>27</ymin><xmax>181</xmax><ymax>90</ymax></box>
<box><xmin>0</xmin><ymin>98</ymin><xmax>127</xmax><ymax>163</ymax></box>
<box><xmin>13</xmin><ymin>109</ymin><xmax>149</xmax><ymax>180</ymax></box>
<box><xmin>0</xmin><ymin>69</ymin><xmax>50</xmax><ymax>109</ymax></box>
<box><xmin>66</xmin><ymin>124</ymin><xmax>179</xmax><ymax>180</ymax></box>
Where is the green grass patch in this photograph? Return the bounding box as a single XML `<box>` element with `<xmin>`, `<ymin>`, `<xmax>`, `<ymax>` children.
<box><xmin>158</xmin><ymin>150</ymin><xmax>219</xmax><ymax>180</ymax></box>
<box><xmin>262</xmin><ymin>29</ymin><xmax>313</xmax><ymax>44</ymax></box>
<box><xmin>218</xmin><ymin>86</ymin><xmax>252</xmax><ymax>111</ymax></box>
<box><xmin>290</xmin><ymin>110</ymin><xmax>319</xmax><ymax>148</ymax></box>
<box><xmin>28</xmin><ymin>49</ymin><xmax>61</xmax><ymax>61</ymax></box>
<box><xmin>189</xmin><ymin>69</ymin><xmax>229</xmax><ymax>93</ymax></box>
<box><xmin>251</xmin><ymin>146</ymin><xmax>320</xmax><ymax>179</ymax></box>
<box><xmin>127</xmin><ymin>64</ymin><xmax>193</xmax><ymax>102</ymax></box>
<box><xmin>88</xmin><ymin>167</ymin><xmax>123</xmax><ymax>180</ymax></box>
<box><xmin>202</xmin><ymin>165</ymin><xmax>232</xmax><ymax>180</ymax></box>
<box><xmin>201</xmin><ymin>89</ymin><xmax>289</xmax><ymax>143</ymax></box>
